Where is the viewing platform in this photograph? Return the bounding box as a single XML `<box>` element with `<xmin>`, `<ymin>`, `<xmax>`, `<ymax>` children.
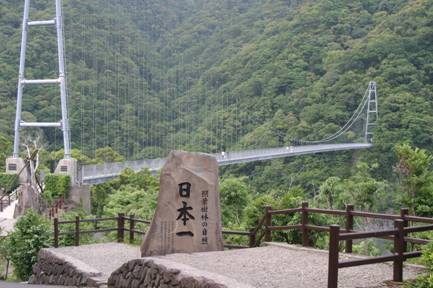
<box><xmin>29</xmin><ymin>242</ymin><xmax>424</xmax><ymax>288</ymax></box>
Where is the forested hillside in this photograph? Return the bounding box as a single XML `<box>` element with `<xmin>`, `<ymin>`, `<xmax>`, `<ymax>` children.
<box><xmin>0</xmin><ymin>0</ymin><xmax>432</xmax><ymax>194</ymax></box>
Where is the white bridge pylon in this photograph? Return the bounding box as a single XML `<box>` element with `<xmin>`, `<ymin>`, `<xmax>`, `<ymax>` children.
<box><xmin>12</xmin><ymin>0</ymin><xmax>71</xmax><ymax>159</ymax></box>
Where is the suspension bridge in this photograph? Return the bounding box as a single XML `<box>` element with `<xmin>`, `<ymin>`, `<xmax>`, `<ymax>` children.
<box><xmin>6</xmin><ymin>0</ymin><xmax>378</xmax><ymax>186</ymax></box>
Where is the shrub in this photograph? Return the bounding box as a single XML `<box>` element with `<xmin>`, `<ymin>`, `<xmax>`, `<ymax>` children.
<box><xmin>6</xmin><ymin>209</ymin><xmax>51</xmax><ymax>280</ymax></box>
<box><xmin>0</xmin><ymin>173</ymin><xmax>19</xmax><ymax>193</ymax></box>
<box><xmin>43</xmin><ymin>174</ymin><xmax>70</xmax><ymax>203</ymax></box>
<box><xmin>405</xmin><ymin>242</ymin><xmax>433</xmax><ymax>287</ymax></box>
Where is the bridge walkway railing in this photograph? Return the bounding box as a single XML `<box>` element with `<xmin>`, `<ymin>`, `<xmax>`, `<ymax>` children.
<box><xmin>81</xmin><ymin>143</ymin><xmax>373</xmax><ymax>184</ymax></box>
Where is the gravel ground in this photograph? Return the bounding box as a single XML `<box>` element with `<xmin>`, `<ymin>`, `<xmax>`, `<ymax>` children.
<box><xmin>49</xmin><ymin>243</ymin><xmax>425</xmax><ymax>288</ymax></box>
<box><xmin>157</xmin><ymin>243</ymin><xmax>424</xmax><ymax>288</ymax></box>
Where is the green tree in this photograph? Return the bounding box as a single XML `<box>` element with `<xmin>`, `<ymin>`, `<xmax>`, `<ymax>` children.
<box><xmin>0</xmin><ymin>134</ymin><xmax>11</xmax><ymax>171</ymax></box>
<box><xmin>104</xmin><ymin>185</ymin><xmax>158</xmax><ymax>220</ymax></box>
<box><xmin>95</xmin><ymin>147</ymin><xmax>125</xmax><ymax>163</ymax></box>
<box><xmin>219</xmin><ymin>178</ymin><xmax>251</xmax><ymax>227</ymax></box>
<box><xmin>404</xmin><ymin>242</ymin><xmax>433</xmax><ymax>288</ymax></box>
<box><xmin>5</xmin><ymin>210</ymin><xmax>51</xmax><ymax>280</ymax></box>
<box><xmin>394</xmin><ymin>144</ymin><xmax>433</xmax><ymax>216</ymax></box>
<box><xmin>315</xmin><ymin>162</ymin><xmax>388</xmax><ymax>212</ymax></box>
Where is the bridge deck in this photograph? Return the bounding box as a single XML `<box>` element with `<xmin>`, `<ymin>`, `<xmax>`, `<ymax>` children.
<box><xmin>82</xmin><ymin>143</ymin><xmax>372</xmax><ymax>184</ymax></box>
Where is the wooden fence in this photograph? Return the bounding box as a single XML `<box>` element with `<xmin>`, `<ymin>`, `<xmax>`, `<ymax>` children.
<box><xmin>52</xmin><ymin>203</ymin><xmax>433</xmax><ymax>287</ymax></box>
<box><xmin>261</xmin><ymin>202</ymin><xmax>433</xmax><ymax>288</ymax></box>
<box><xmin>53</xmin><ymin>214</ymin><xmax>255</xmax><ymax>249</ymax></box>
<box><xmin>47</xmin><ymin>196</ymin><xmax>65</xmax><ymax>219</ymax></box>
<box><xmin>0</xmin><ymin>189</ymin><xmax>18</xmax><ymax>212</ymax></box>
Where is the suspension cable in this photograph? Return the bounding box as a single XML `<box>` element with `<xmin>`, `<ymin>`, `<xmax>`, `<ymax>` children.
<box><xmin>292</xmin><ymin>87</ymin><xmax>370</xmax><ymax>145</ymax></box>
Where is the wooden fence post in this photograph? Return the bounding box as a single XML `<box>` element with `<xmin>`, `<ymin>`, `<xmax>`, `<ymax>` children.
<box><xmin>249</xmin><ymin>228</ymin><xmax>256</xmax><ymax>248</ymax></box>
<box><xmin>400</xmin><ymin>208</ymin><xmax>409</xmax><ymax>252</ymax></box>
<box><xmin>118</xmin><ymin>213</ymin><xmax>125</xmax><ymax>243</ymax></box>
<box><xmin>264</xmin><ymin>206</ymin><xmax>272</xmax><ymax>242</ymax></box>
<box><xmin>301</xmin><ymin>201</ymin><xmax>309</xmax><ymax>247</ymax></box>
<box><xmin>345</xmin><ymin>204</ymin><xmax>354</xmax><ymax>253</ymax></box>
<box><xmin>328</xmin><ymin>225</ymin><xmax>340</xmax><ymax>288</ymax></box>
<box><xmin>129</xmin><ymin>214</ymin><xmax>135</xmax><ymax>244</ymax></box>
<box><xmin>74</xmin><ymin>216</ymin><xmax>80</xmax><ymax>246</ymax></box>
<box><xmin>393</xmin><ymin>219</ymin><xmax>404</xmax><ymax>282</ymax></box>
<box><xmin>53</xmin><ymin>218</ymin><xmax>59</xmax><ymax>248</ymax></box>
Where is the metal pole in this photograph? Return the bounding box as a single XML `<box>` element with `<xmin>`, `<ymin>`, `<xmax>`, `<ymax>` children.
<box><xmin>13</xmin><ymin>0</ymin><xmax>31</xmax><ymax>158</ymax></box>
<box><xmin>55</xmin><ymin>0</ymin><xmax>71</xmax><ymax>159</ymax></box>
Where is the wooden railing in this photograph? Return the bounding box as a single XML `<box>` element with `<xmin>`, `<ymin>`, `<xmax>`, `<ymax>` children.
<box><xmin>52</xmin><ymin>203</ymin><xmax>433</xmax><ymax>287</ymax></box>
<box><xmin>47</xmin><ymin>196</ymin><xmax>65</xmax><ymax>219</ymax></box>
<box><xmin>0</xmin><ymin>189</ymin><xmax>19</xmax><ymax>212</ymax></box>
<box><xmin>53</xmin><ymin>214</ymin><xmax>256</xmax><ymax>249</ymax></box>
<box><xmin>261</xmin><ymin>202</ymin><xmax>433</xmax><ymax>288</ymax></box>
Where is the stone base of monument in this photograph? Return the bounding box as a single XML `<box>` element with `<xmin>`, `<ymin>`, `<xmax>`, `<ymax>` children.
<box><xmin>29</xmin><ymin>248</ymin><xmax>106</xmax><ymax>287</ymax></box>
<box><xmin>108</xmin><ymin>258</ymin><xmax>253</xmax><ymax>288</ymax></box>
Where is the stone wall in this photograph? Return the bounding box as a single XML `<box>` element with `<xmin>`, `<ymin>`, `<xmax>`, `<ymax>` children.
<box><xmin>29</xmin><ymin>249</ymin><xmax>106</xmax><ymax>287</ymax></box>
<box><xmin>108</xmin><ymin>258</ymin><xmax>253</xmax><ymax>288</ymax></box>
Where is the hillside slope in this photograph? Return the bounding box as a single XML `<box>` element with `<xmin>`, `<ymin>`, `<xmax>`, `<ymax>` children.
<box><xmin>0</xmin><ymin>0</ymin><xmax>431</xmax><ymax>187</ymax></box>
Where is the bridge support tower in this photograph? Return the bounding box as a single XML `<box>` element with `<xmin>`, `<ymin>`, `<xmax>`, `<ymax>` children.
<box><xmin>364</xmin><ymin>81</ymin><xmax>378</xmax><ymax>143</ymax></box>
<box><xmin>6</xmin><ymin>0</ymin><xmax>77</xmax><ymax>184</ymax></box>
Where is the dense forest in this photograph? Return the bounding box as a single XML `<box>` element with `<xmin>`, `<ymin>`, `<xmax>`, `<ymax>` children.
<box><xmin>0</xmin><ymin>0</ymin><xmax>432</xmax><ymax>201</ymax></box>
<box><xmin>0</xmin><ymin>0</ymin><xmax>433</xmax><ymax>284</ymax></box>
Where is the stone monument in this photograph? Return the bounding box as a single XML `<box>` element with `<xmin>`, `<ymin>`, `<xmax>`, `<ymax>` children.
<box><xmin>141</xmin><ymin>151</ymin><xmax>224</xmax><ymax>256</ymax></box>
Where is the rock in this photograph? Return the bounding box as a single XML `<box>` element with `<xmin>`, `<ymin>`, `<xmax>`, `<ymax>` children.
<box><xmin>132</xmin><ymin>264</ymin><xmax>142</xmax><ymax>279</ymax></box>
<box><xmin>141</xmin><ymin>151</ymin><xmax>224</xmax><ymax>256</ymax></box>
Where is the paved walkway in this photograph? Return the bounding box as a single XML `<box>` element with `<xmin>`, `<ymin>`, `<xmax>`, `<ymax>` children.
<box><xmin>0</xmin><ymin>200</ymin><xmax>18</xmax><ymax>219</ymax></box>
<box><xmin>0</xmin><ymin>218</ymin><xmax>17</xmax><ymax>236</ymax></box>
<box><xmin>40</xmin><ymin>242</ymin><xmax>425</xmax><ymax>288</ymax></box>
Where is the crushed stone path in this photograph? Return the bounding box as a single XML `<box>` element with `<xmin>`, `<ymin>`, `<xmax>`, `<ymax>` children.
<box><xmin>47</xmin><ymin>242</ymin><xmax>425</xmax><ymax>288</ymax></box>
